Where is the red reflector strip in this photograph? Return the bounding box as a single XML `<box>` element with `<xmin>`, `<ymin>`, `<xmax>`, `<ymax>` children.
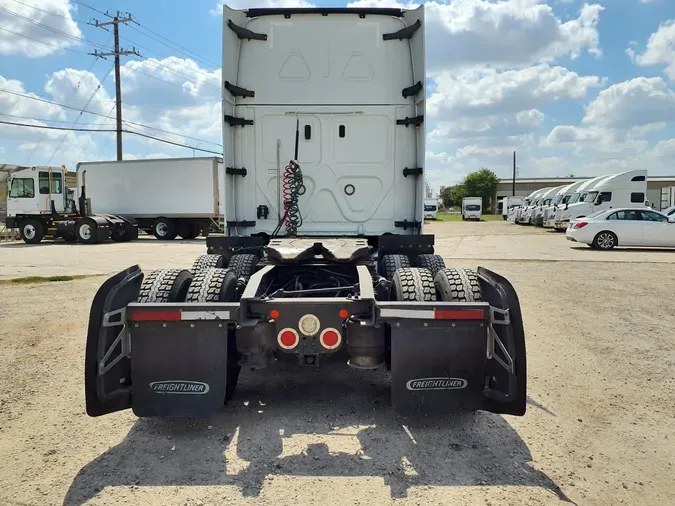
<box><xmin>434</xmin><ymin>309</ymin><xmax>485</xmax><ymax>320</ymax></box>
<box><xmin>130</xmin><ymin>311</ymin><xmax>181</xmax><ymax>321</ymax></box>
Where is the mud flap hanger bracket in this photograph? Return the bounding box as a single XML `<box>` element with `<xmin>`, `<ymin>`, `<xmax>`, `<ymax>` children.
<box><xmin>487</xmin><ymin>306</ymin><xmax>514</xmax><ymax>375</ymax></box>
<box><xmin>98</xmin><ymin>307</ymin><xmax>129</xmax><ymax>376</ymax></box>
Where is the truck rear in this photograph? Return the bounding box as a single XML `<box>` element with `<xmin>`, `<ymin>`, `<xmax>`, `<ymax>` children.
<box><xmin>84</xmin><ymin>6</ymin><xmax>526</xmax><ymax>419</ymax></box>
<box><xmin>77</xmin><ymin>157</ymin><xmax>223</xmax><ymax>240</ymax></box>
<box><xmin>462</xmin><ymin>197</ymin><xmax>482</xmax><ymax>220</ymax></box>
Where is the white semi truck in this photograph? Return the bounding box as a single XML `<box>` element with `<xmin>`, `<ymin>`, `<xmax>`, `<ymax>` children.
<box><xmin>423</xmin><ymin>198</ymin><xmax>438</xmax><ymax>220</ymax></box>
<box><xmin>84</xmin><ymin>6</ymin><xmax>526</xmax><ymax>420</ymax></box>
<box><xmin>554</xmin><ymin>170</ymin><xmax>647</xmax><ymax>229</ymax></box>
<box><xmin>77</xmin><ymin>157</ymin><xmax>224</xmax><ymax>240</ymax></box>
<box><xmin>542</xmin><ymin>179</ymin><xmax>588</xmax><ymax>229</ymax></box>
<box><xmin>516</xmin><ymin>187</ymin><xmax>551</xmax><ymax>224</ymax></box>
<box><xmin>462</xmin><ymin>196</ymin><xmax>482</xmax><ymax>220</ymax></box>
<box><xmin>500</xmin><ymin>197</ymin><xmax>522</xmax><ymax>220</ymax></box>
<box><xmin>2</xmin><ymin>164</ymin><xmax>137</xmax><ymax>244</ymax></box>
<box><xmin>531</xmin><ymin>185</ymin><xmax>566</xmax><ymax>226</ymax></box>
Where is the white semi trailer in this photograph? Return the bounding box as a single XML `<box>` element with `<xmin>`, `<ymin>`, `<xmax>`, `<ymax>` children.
<box><xmin>84</xmin><ymin>6</ymin><xmax>526</xmax><ymax>421</ymax></box>
<box><xmin>77</xmin><ymin>157</ymin><xmax>224</xmax><ymax>240</ymax></box>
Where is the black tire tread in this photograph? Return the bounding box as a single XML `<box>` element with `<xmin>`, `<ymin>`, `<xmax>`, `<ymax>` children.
<box><xmin>392</xmin><ymin>267</ymin><xmax>436</xmax><ymax>301</ymax></box>
<box><xmin>434</xmin><ymin>268</ymin><xmax>482</xmax><ymax>302</ymax></box>
<box><xmin>381</xmin><ymin>254</ymin><xmax>411</xmax><ymax>280</ymax></box>
<box><xmin>191</xmin><ymin>254</ymin><xmax>226</xmax><ymax>272</ymax></box>
<box><xmin>185</xmin><ymin>268</ymin><xmax>237</xmax><ymax>302</ymax></box>
<box><xmin>137</xmin><ymin>269</ymin><xmax>193</xmax><ymax>303</ymax></box>
<box><xmin>228</xmin><ymin>254</ymin><xmax>259</xmax><ymax>279</ymax></box>
<box><xmin>416</xmin><ymin>254</ymin><xmax>446</xmax><ymax>277</ymax></box>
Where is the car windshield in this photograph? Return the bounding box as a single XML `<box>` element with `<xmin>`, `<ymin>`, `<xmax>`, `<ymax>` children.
<box><xmin>551</xmin><ymin>195</ymin><xmax>563</xmax><ymax>205</ymax></box>
<box><xmin>568</xmin><ymin>192</ymin><xmax>582</xmax><ymax>204</ymax></box>
<box><xmin>583</xmin><ymin>191</ymin><xmax>598</xmax><ymax>203</ymax></box>
<box><xmin>465</xmin><ymin>205</ymin><xmax>480</xmax><ymax>211</ymax></box>
<box><xmin>424</xmin><ymin>204</ymin><xmax>437</xmax><ymax>211</ymax></box>
<box><xmin>665</xmin><ymin>206</ymin><xmax>675</xmax><ymax>216</ymax></box>
<box><xmin>543</xmin><ymin>199</ymin><xmax>552</xmax><ymax>205</ymax></box>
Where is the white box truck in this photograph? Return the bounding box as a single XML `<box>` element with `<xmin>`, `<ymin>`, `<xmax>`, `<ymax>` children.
<box><xmin>462</xmin><ymin>197</ymin><xmax>482</xmax><ymax>220</ymax></box>
<box><xmin>84</xmin><ymin>6</ymin><xmax>527</xmax><ymax>421</ymax></box>
<box><xmin>555</xmin><ymin>170</ymin><xmax>648</xmax><ymax>229</ymax></box>
<box><xmin>423</xmin><ymin>198</ymin><xmax>438</xmax><ymax>220</ymax></box>
<box><xmin>500</xmin><ymin>197</ymin><xmax>521</xmax><ymax>220</ymax></box>
<box><xmin>77</xmin><ymin>157</ymin><xmax>224</xmax><ymax>240</ymax></box>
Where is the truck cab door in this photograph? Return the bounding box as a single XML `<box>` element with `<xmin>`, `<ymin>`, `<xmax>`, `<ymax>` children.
<box><xmin>7</xmin><ymin>170</ymin><xmax>41</xmax><ymax>214</ymax></box>
<box><xmin>39</xmin><ymin>170</ymin><xmax>65</xmax><ymax>214</ymax></box>
<box><xmin>85</xmin><ymin>266</ymin><xmax>143</xmax><ymax>416</ymax></box>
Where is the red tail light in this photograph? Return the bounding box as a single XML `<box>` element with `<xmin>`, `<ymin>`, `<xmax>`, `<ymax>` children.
<box><xmin>278</xmin><ymin>328</ymin><xmax>299</xmax><ymax>350</ymax></box>
<box><xmin>319</xmin><ymin>328</ymin><xmax>342</xmax><ymax>350</ymax></box>
<box><xmin>574</xmin><ymin>222</ymin><xmax>588</xmax><ymax>229</ymax></box>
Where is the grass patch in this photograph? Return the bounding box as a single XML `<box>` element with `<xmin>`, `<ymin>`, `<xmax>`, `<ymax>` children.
<box><xmin>0</xmin><ymin>274</ymin><xmax>92</xmax><ymax>285</ymax></box>
<box><xmin>430</xmin><ymin>213</ymin><xmax>505</xmax><ymax>222</ymax></box>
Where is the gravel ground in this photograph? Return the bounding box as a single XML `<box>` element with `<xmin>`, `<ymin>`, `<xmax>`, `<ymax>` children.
<box><xmin>0</xmin><ymin>221</ymin><xmax>674</xmax><ymax>505</ymax></box>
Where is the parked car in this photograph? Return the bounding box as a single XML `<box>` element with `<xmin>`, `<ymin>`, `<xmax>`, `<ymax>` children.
<box><xmin>566</xmin><ymin>208</ymin><xmax>675</xmax><ymax>249</ymax></box>
<box><xmin>663</xmin><ymin>205</ymin><xmax>675</xmax><ymax>217</ymax></box>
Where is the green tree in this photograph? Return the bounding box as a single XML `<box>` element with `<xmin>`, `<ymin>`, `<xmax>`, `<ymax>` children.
<box><xmin>442</xmin><ymin>184</ymin><xmax>467</xmax><ymax>208</ymax></box>
<box><xmin>463</xmin><ymin>168</ymin><xmax>500</xmax><ymax>211</ymax></box>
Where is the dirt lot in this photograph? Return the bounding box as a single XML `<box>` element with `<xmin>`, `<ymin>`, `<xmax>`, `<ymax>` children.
<box><xmin>1</xmin><ymin>221</ymin><xmax>674</xmax><ymax>505</ymax></box>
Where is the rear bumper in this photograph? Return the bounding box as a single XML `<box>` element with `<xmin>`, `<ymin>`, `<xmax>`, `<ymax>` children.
<box><xmin>86</xmin><ymin>265</ymin><xmax>526</xmax><ymax>418</ymax></box>
<box><xmin>543</xmin><ymin>219</ymin><xmax>556</xmax><ymax>228</ymax></box>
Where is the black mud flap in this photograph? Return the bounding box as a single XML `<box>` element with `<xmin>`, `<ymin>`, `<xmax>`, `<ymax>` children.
<box><xmin>389</xmin><ymin>316</ymin><xmax>489</xmax><ymax>415</ymax></box>
<box><xmin>85</xmin><ymin>266</ymin><xmax>143</xmax><ymax>416</ymax></box>
<box><xmin>129</xmin><ymin>317</ymin><xmax>230</xmax><ymax>417</ymax></box>
<box><xmin>477</xmin><ymin>267</ymin><xmax>527</xmax><ymax>416</ymax></box>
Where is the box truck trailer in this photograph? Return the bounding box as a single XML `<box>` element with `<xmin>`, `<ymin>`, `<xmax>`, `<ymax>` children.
<box><xmin>423</xmin><ymin>198</ymin><xmax>438</xmax><ymax>220</ymax></box>
<box><xmin>84</xmin><ymin>5</ymin><xmax>526</xmax><ymax>421</ymax></box>
<box><xmin>77</xmin><ymin>157</ymin><xmax>224</xmax><ymax>240</ymax></box>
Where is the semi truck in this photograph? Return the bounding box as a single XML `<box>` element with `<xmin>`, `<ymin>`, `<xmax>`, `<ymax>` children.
<box><xmin>84</xmin><ymin>6</ymin><xmax>526</xmax><ymax>420</ymax></box>
<box><xmin>542</xmin><ymin>179</ymin><xmax>588</xmax><ymax>229</ymax></box>
<box><xmin>515</xmin><ymin>188</ymin><xmax>550</xmax><ymax>224</ymax></box>
<box><xmin>531</xmin><ymin>185</ymin><xmax>566</xmax><ymax>226</ymax></box>
<box><xmin>77</xmin><ymin>157</ymin><xmax>224</xmax><ymax>240</ymax></box>
<box><xmin>462</xmin><ymin>196</ymin><xmax>482</xmax><ymax>220</ymax></box>
<box><xmin>423</xmin><ymin>198</ymin><xmax>438</xmax><ymax>220</ymax></box>
<box><xmin>554</xmin><ymin>170</ymin><xmax>647</xmax><ymax>229</ymax></box>
<box><xmin>2</xmin><ymin>164</ymin><xmax>137</xmax><ymax>244</ymax></box>
<box><xmin>500</xmin><ymin>197</ymin><xmax>521</xmax><ymax>220</ymax></box>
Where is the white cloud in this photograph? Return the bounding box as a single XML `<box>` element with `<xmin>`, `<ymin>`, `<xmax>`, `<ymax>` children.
<box><xmin>0</xmin><ymin>0</ymin><xmax>82</xmax><ymax>57</ymax></box>
<box><xmin>628</xmin><ymin>20</ymin><xmax>675</xmax><ymax>80</ymax></box>
<box><xmin>429</xmin><ymin>109</ymin><xmax>544</xmax><ymax>141</ymax></box>
<box><xmin>582</xmin><ymin>77</ymin><xmax>675</xmax><ymax>128</ymax></box>
<box><xmin>424</xmin><ymin>1</ymin><xmax>603</xmax><ymax>71</ymax></box>
<box><xmin>428</xmin><ymin>64</ymin><xmax>603</xmax><ymax>118</ymax></box>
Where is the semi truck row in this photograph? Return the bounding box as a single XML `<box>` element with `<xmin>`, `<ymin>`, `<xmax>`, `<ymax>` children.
<box><xmin>1</xmin><ymin>157</ymin><xmax>224</xmax><ymax>244</ymax></box>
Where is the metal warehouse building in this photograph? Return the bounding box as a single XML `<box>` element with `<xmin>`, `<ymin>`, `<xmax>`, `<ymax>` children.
<box><xmin>497</xmin><ymin>176</ymin><xmax>675</xmax><ymax>211</ymax></box>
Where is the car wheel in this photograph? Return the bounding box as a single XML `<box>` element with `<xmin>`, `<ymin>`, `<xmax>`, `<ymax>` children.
<box><xmin>592</xmin><ymin>231</ymin><xmax>617</xmax><ymax>250</ymax></box>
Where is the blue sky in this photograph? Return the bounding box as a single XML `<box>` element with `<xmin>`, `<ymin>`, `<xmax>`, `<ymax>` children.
<box><xmin>1</xmin><ymin>0</ymin><xmax>675</xmax><ymax>190</ymax></box>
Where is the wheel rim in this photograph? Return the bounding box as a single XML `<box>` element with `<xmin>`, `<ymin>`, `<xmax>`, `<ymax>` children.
<box><xmin>79</xmin><ymin>224</ymin><xmax>92</xmax><ymax>240</ymax></box>
<box><xmin>156</xmin><ymin>222</ymin><xmax>168</xmax><ymax>236</ymax></box>
<box><xmin>24</xmin><ymin>224</ymin><xmax>35</xmax><ymax>239</ymax></box>
<box><xmin>598</xmin><ymin>233</ymin><xmax>614</xmax><ymax>249</ymax></box>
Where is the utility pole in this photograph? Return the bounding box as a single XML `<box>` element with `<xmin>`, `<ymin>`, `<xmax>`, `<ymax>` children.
<box><xmin>512</xmin><ymin>151</ymin><xmax>517</xmax><ymax>196</ymax></box>
<box><xmin>90</xmin><ymin>12</ymin><xmax>140</xmax><ymax>161</ymax></box>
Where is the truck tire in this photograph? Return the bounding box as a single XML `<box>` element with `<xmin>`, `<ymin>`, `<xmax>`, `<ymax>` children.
<box><xmin>228</xmin><ymin>254</ymin><xmax>259</xmax><ymax>279</ymax></box>
<box><xmin>19</xmin><ymin>219</ymin><xmax>45</xmax><ymax>244</ymax></box>
<box><xmin>191</xmin><ymin>254</ymin><xmax>226</xmax><ymax>272</ymax></box>
<box><xmin>76</xmin><ymin>218</ymin><xmax>99</xmax><ymax>244</ymax></box>
<box><xmin>137</xmin><ymin>269</ymin><xmax>193</xmax><ymax>303</ymax></box>
<box><xmin>416</xmin><ymin>254</ymin><xmax>445</xmax><ymax>277</ymax></box>
<box><xmin>391</xmin><ymin>267</ymin><xmax>436</xmax><ymax>301</ymax></box>
<box><xmin>178</xmin><ymin>221</ymin><xmax>200</xmax><ymax>240</ymax></box>
<box><xmin>153</xmin><ymin>218</ymin><xmax>177</xmax><ymax>240</ymax></box>
<box><xmin>381</xmin><ymin>254</ymin><xmax>410</xmax><ymax>280</ymax></box>
<box><xmin>185</xmin><ymin>268</ymin><xmax>238</xmax><ymax>303</ymax></box>
<box><xmin>110</xmin><ymin>223</ymin><xmax>134</xmax><ymax>243</ymax></box>
<box><xmin>434</xmin><ymin>268</ymin><xmax>482</xmax><ymax>302</ymax></box>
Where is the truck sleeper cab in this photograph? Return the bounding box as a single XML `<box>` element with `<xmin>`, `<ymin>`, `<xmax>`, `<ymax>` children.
<box><xmin>543</xmin><ymin>179</ymin><xmax>588</xmax><ymax>229</ymax></box>
<box><xmin>84</xmin><ymin>6</ymin><xmax>527</xmax><ymax>420</ymax></box>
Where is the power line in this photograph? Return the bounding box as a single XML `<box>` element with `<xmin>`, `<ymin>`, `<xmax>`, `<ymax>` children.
<box><xmin>1</xmin><ymin>88</ymin><xmax>222</xmax><ymax>146</ymax></box>
<box><xmin>9</xmin><ymin>0</ymin><xmax>85</xmax><ymax>22</ymax></box>
<box><xmin>121</xmin><ymin>119</ymin><xmax>222</xmax><ymax>146</ymax></box>
<box><xmin>126</xmin><ymin>54</ymin><xmax>220</xmax><ymax>92</ymax></box>
<box><xmin>128</xmin><ymin>22</ymin><xmax>220</xmax><ymax>70</ymax></box>
<box><xmin>70</xmin><ymin>0</ymin><xmax>107</xmax><ymax>17</ymax></box>
<box><xmin>0</xmin><ymin>112</ymin><xmax>115</xmax><ymax>127</ymax></box>
<box><xmin>0</xmin><ymin>26</ymin><xmax>88</xmax><ymax>54</ymax></box>
<box><xmin>1</xmin><ymin>119</ymin><xmax>223</xmax><ymax>154</ymax></box>
<box><xmin>119</xmin><ymin>63</ymin><xmax>221</xmax><ymax>99</ymax></box>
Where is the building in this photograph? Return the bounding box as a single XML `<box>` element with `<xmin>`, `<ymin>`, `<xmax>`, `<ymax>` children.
<box><xmin>497</xmin><ymin>176</ymin><xmax>675</xmax><ymax>211</ymax></box>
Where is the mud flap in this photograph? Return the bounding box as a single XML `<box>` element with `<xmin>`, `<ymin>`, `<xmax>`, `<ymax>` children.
<box><xmin>129</xmin><ymin>320</ymin><xmax>230</xmax><ymax>417</ymax></box>
<box><xmin>390</xmin><ymin>318</ymin><xmax>489</xmax><ymax>415</ymax></box>
<box><xmin>85</xmin><ymin>265</ymin><xmax>143</xmax><ymax>416</ymax></box>
<box><xmin>477</xmin><ymin>267</ymin><xmax>527</xmax><ymax>416</ymax></box>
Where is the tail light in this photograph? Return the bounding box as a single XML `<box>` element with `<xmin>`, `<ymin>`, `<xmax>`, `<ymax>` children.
<box><xmin>278</xmin><ymin>328</ymin><xmax>299</xmax><ymax>350</ymax></box>
<box><xmin>574</xmin><ymin>222</ymin><xmax>588</xmax><ymax>229</ymax></box>
<box><xmin>319</xmin><ymin>328</ymin><xmax>342</xmax><ymax>350</ymax></box>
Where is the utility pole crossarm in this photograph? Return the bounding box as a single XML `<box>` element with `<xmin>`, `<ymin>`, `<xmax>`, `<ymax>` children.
<box><xmin>91</xmin><ymin>11</ymin><xmax>136</xmax><ymax>161</ymax></box>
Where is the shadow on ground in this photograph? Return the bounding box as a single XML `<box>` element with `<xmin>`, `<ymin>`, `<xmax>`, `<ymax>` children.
<box><xmin>65</xmin><ymin>364</ymin><xmax>569</xmax><ymax>504</ymax></box>
<box><xmin>570</xmin><ymin>246</ymin><xmax>675</xmax><ymax>254</ymax></box>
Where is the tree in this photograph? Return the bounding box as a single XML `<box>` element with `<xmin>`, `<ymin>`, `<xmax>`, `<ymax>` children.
<box><xmin>442</xmin><ymin>184</ymin><xmax>467</xmax><ymax>208</ymax></box>
<box><xmin>463</xmin><ymin>168</ymin><xmax>500</xmax><ymax>211</ymax></box>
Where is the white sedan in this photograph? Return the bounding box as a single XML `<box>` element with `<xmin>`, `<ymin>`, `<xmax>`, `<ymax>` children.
<box><xmin>566</xmin><ymin>208</ymin><xmax>675</xmax><ymax>249</ymax></box>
